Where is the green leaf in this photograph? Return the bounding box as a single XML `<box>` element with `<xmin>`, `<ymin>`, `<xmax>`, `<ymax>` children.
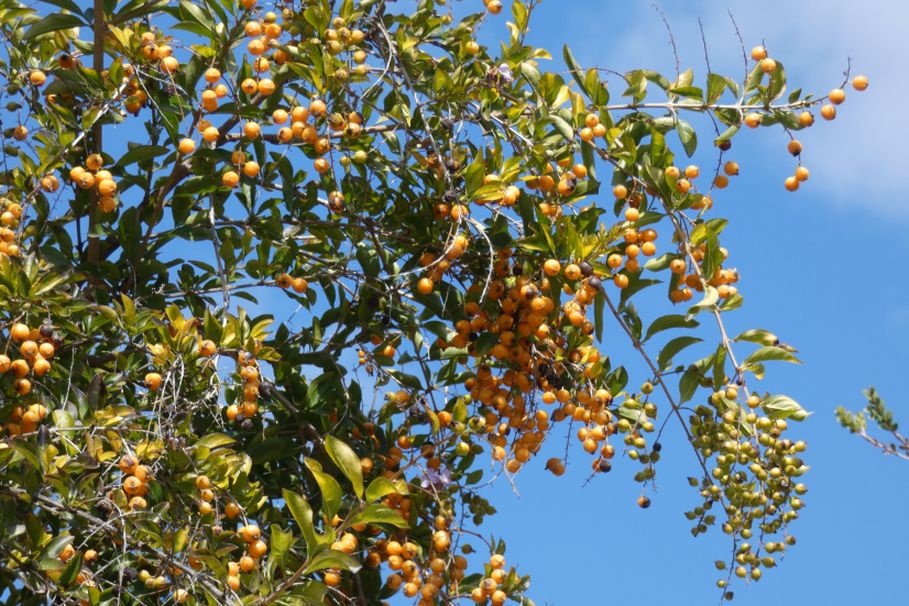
<box><xmin>41</xmin><ymin>0</ymin><xmax>83</xmax><ymax>14</ymax></box>
<box><xmin>520</xmin><ymin>62</ymin><xmax>541</xmax><ymax>84</ymax></box>
<box><xmin>644</xmin><ymin>253</ymin><xmax>673</xmax><ymax>272</ymax></box>
<box><xmin>38</xmin><ymin>534</ymin><xmax>73</xmax><ymax>565</ymax></box>
<box><xmin>687</xmin><ymin>286</ymin><xmax>719</xmax><ymax>319</ymax></box>
<box><xmin>706</xmin><ymin>73</ymin><xmax>726</xmax><ymax>104</ymax></box>
<box><xmin>350</xmin><ymin>503</ymin><xmax>409</xmax><ymax>528</ymax></box>
<box><xmin>173</xmin><ymin>526</ymin><xmax>189</xmax><ymax>553</ymax></box>
<box><xmin>365</xmin><ymin>477</ymin><xmax>405</xmax><ymax>503</ymax></box>
<box><xmin>512</xmin><ymin>0</ymin><xmax>528</xmax><ymax>30</ymax></box>
<box><xmin>178</xmin><ymin>0</ymin><xmax>214</xmax><ymax>34</ymax></box>
<box><xmin>269</xmin><ymin>525</ymin><xmax>295</xmax><ymax>569</ymax></box>
<box><xmin>563</xmin><ymin>45</ymin><xmax>590</xmax><ymax>97</ymax></box>
<box><xmin>475</xmin><ymin>332</ymin><xmax>497</xmax><ymax>355</ymax></box>
<box><xmin>734</xmin><ymin>329</ymin><xmax>778</xmax><ymax>345</ymax></box>
<box><xmin>676</xmin><ymin>118</ymin><xmax>697</xmax><ymax>157</ymax></box>
<box><xmin>761</xmin><ymin>395</ymin><xmax>811</xmax><ymax>421</ymax></box>
<box><xmin>116</xmin><ymin>145</ymin><xmax>169</xmax><ymax>168</ymax></box>
<box><xmin>715</xmin><ymin>124</ymin><xmax>739</xmax><ymax>146</ymax></box>
<box><xmin>619</xmin><ymin>276</ymin><xmax>659</xmax><ymax>308</ymax></box>
<box><xmin>324</xmin><ymin>435</ymin><xmax>363</xmax><ymax>499</ymax></box>
<box><xmin>700</xmin><ymin>227</ymin><xmax>721</xmax><ymax>281</ymax></box>
<box><xmin>304</xmin><ymin>458</ymin><xmax>342</xmax><ymax>521</ymax></box>
<box><xmin>657</xmin><ymin>336</ymin><xmax>702</xmax><ymax>370</ymax></box>
<box><xmin>549</xmin><ymin>115</ymin><xmax>575</xmax><ymax>141</ymax></box>
<box><xmin>304</xmin><ymin>549</ymin><xmax>361</xmax><ymax>575</ymax></box>
<box><xmin>282</xmin><ymin>489</ymin><xmax>318</xmax><ymax>553</ymax></box>
<box><xmin>743</xmin><ymin>346</ymin><xmax>801</xmax><ymax>366</ymax></box>
<box><xmin>594</xmin><ymin>291</ymin><xmax>605</xmax><ymax>341</ymax></box>
<box><xmin>24</xmin><ymin>13</ymin><xmax>84</xmax><ymax>39</ymax></box>
<box><xmin>644</xmin><ymin>314</ymin><xmax>699</xmax><ymax>341</ymax></box>
<box><xmin>195</xmin><ymin>433</ymin><xmax>235</xmax><ymax>449</ymax></box>
<box><xmin>679</xmin><ymin>370</ymin><xmax>700</xmax><ymax>404</ymax></box>
<box><xmin>767</xmin><ymin>61</ymin><xmax>787</xmax><ymax>102</ymax></box>
<box><xmin>668</xmin><ymin>86</ymin><xmax>703</xmax><ymax>100</ymax></box>
<box><xmin>57</xmin><ymin>551</ymin><xmax>83</xmax><ymax>586</ymax></box>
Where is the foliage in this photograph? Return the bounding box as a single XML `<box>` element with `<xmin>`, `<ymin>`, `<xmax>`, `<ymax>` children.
<box><xmin>837</xmin><ymin>387</ymin><xmax>909</xmax><ymax>462</ymax></box>
<box><xmin>0</xmin><ymin>0</ymin><xmax>865</xmax><ymax>603</ymax></box>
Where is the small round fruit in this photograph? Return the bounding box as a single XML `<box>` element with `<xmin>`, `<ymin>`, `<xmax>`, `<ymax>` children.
<box><xmin>10</xmin><ymin>323</ymin><xmax>30</xmax><ymax>342</ymax></box>
<box><xmin>249</xmin><ymin>539</ymin><xmax>268</xmax><ymax>558</ymax></box>
<box><xmin>828</xmin><ymin>88</ymin><xmax>846</xmax><ymax>105</ymax></box>
<box><xmin>241</xmin><ymin>524</ymin><xmax>261</xmax><ymax>543</ymax></box>
<box><xmin>178</xmin><ymin>138</ymin><xmax>196</xmax><ymax>154</ymax></box>
<box><xmin>225</xmin><ymin>502</ymin><xmax>241</xmax><ymax>519</ymax></box>
<box><xmin>199</xmin><ymin>340</ymin><xmax>217</xmax><ymax>356</ymax></box>
<box><xmin>222</xmin><ymin>171</ymin><xmax>240</xmax><ymax>188</ymax></box>
<box><xmin>239</xmin><ymin>555</ymin><xmax>256</xmax><ymax>573</ymax></box>
<box><xmin>851</xmin><ymin>75</ymin><xmax>869</xmax><ymax>91</ymax></box>
<box><xmin>751</xmin><ymin>45</ymin><xmax>767</xmax><ymax>61</ymax></box>
<box><xmin>416</xmin><ymin>277</ymin><xmax>434</xmax><ymax>295</ymax></box>
<box><xmin>292</xmin><ymin>277</ymin><xmax>308</xmax><ymax>293</ymax></box>
<box><xmin>145</xmin><ymin>372</ymin><xmax>163</xmax><ymax>391</ymax></box>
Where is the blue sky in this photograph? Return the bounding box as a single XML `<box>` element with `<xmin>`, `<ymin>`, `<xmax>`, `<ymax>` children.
<box><xmin>467</xmin><ymin>1</ymin><xmax>909</xmax><ymax>605</ymax></box>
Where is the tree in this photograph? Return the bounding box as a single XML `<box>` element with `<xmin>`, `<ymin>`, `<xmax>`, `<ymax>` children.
<box><xmin>0</xmin><ymin>0</ymin><xmax>866</xmax><ymax>603</ymax></box>
<box><xmin>838</xmin><ymin>388</ymin><xmax>909</xmax><ymax>462</ymax></box>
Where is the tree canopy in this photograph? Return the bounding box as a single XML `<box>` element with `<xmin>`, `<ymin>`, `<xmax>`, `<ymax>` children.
<box><xmin>0</xmin><ymin>0</ymin><xmax>865</xmax><ymax>604</ymax></box>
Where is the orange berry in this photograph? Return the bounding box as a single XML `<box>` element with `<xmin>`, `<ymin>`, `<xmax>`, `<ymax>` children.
<box><xmin>239</xmin><ymin>555</ymin><xmax>256</xmax><ymax>573</ymax></box>
<box><xmin>222</xmin><ymin>171</ymin><xmax>240</xmax><ymax>188</ymax></box>
<box><xmin>178</xmin><ymin>138</ymin><xmax>196</xmax><ymax>154</ymax></box>
<box><xmin>243</xmin><ymin>122</ymin><xmax>261</xmax><ymax>139</ymax></box>
<box><xmin>292</xmin><ymin>277</ymin><xmax>308</xmax><ymax>293</ymax></box>
<box><xmin>543</xmin><ymin>259</ymin><xmax>561</xmax><ymax>277</ymax></box>
<box><xmin>851</xmin><ymin>75</ymin><xmax>869</xmax><ymax>91</ymax></box>
<box><xmin>10</xmin><ymin>323</ymin><xmax>29</xmax><ymax>342</ymax></box>
<box><xmin>241</xmin><ymin>524</ymin><xmax>261</xmax><ymax>543</ymax></box>
<box><xmin>144</xmin><ymin>372</ymin><xmax>163</xmax><ymax>390</ymax></box>
<box><xmin>416</xmin><ymin>277</ymin><xmax>434</xmax><ymax>295</ymax></box>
